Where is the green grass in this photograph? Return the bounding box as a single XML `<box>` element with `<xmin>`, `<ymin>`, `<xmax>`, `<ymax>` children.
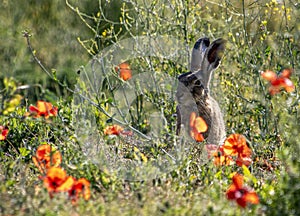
<box><xmin>1</xmin><ymin>0</ymin><xmax>300</xmax><ymax>215</ymax></box>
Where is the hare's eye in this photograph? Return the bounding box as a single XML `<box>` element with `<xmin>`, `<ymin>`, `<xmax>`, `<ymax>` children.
<box><xmin>194</xmin><ymin>80</ymin><xmax>201</xmax><ymax>86</ymax></box>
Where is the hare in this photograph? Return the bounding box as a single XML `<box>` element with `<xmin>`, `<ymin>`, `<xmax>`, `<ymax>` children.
<box><xmin>176</xmin><ymin>37</ymin><xmax>226</xmax><ymax>145</ymax></box>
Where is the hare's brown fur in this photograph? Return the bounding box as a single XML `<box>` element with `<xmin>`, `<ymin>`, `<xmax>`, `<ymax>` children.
<box><xmin>176</xmin><ymin>37</ymin><xmax>226</xmax><ymax>145</ymax></box>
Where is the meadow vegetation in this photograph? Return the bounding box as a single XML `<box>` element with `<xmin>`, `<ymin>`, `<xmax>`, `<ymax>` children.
<box><xmin>1</xmin><ymin>0</ymin><xmax>300</xmax><ymax>215</ymax></box>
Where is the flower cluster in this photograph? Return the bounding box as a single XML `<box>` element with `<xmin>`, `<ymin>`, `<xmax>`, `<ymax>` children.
<box><xmin>205</xmin><ymin>135</ymin><xmax>259</xmax><ymax>208</ymax></box>
<box><xmin>206</xmin><ymin>134</ymin><xmax>252</xmax><ymax>167</ymax></box>
<box><xmin>261</xmin><ymin>69</ymin><xmax>295</xmax><ymax>95</ymax></box>
<box><xmin>27</xmin><ymin>101</ymin><xmax>90</xmax><ymax>204</ymax></box>
<box><xmin>226</xmin><ymin>173</ymin><xmax>259</xmax><ymax>208</ymax></box>
<box><xmin>223</xmin><ymin>134</ymin><xmax>252</xmax><ymax>167</ymax></box>
<box><xmin>33</xmin><ymin>144</ymin><xmax>91</xmax><ymax>204</ymax></box>
<box><xmin>205</xmin><ymin>138</ymin><xmax>259</xmax><ymax>208</ymax></box>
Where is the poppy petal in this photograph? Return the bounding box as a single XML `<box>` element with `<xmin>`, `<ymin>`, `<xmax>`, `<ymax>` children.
<box><xmin>244</xmin><ymin>191</ymin><xmax>260</xmax><ymax>204</ymax></box>
<box><xmin>193</xmin><ymin>131</ymin><xmax>205</xmax><ymax>142</ymax></box>
<box><xmin>261</xmin><ymin>70</ymin><xmax>277</xmax><ymax>82</ymax></box>
<box><xmin>232</xmin><ymin>174</ymin><xmax>244</xmax><ymax>189</ymax></box>
<box><xmin>57</xmin><ymin>176</ymin><xmax>75</xmax><ymax>192</ymax></box>
<box><xmin>46</xmin><ymin>167</ymin><xmax>67</xmax><ymax>180</ymax></box>
<box><xmin>32</xmin><ymin>156</ymin><xmax>45</xmax><ymax>173</ymax></box>
<box><xmin>226</xmin><ymin>184</ymin><xmax>238</xmax><ymax>200</ymax></box>
<box><xmin>29</xmin><ymin>105</ymin><xmax>39</xmax><ymax>113</ymax></box>
<box><xmin>236</xmin><ymin>197</ymin><xmax>247</xmax><ymax>208</ymax></box>
<box><xmin>76</xmin><ymin>178</ymin><xmax>91</xmax><ymax>200</ymax></box>
<box><xmin>0</xmin><ymin>128</ymin><xmax>9</xmax><ymax>141</ymax></box>
<box><xmin>282</xmin><ymin>78</ymin><xmax>295</xmax><ymax>92</ymax></box>
<box><xmin>115</xmin><ymin>62</ymin><xmax>132</xmax><ymax>81</ymax></box>
<box><xmin>280</xmin><ymin>68</ymin><xmax>292</xmax><ymax>78</ymax></box>
<box><xmin>194</xmin><ymin>116</ymin><xmax>208</xmax><ymax>133</ymax></box>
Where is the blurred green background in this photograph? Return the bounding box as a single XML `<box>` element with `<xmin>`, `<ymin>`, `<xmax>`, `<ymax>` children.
<box><xmin>0</xmin><ymin>0</ymin><xmax>130</xmax><ymax>101</ymax></box>
<box><xmin>1</xmin><ymin>0</ymin><xmax>299</xmax><ymax>102</ymax></box>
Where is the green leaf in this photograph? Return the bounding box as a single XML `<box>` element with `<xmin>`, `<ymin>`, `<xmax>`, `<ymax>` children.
<box><xmin>19</xmin><ymin>147</ymin><xmax>30</xmax><ymax>157</ymax></box>
<box><xmin>242</xmin><ymin>165</ymin><xmax>257</xmax><ymax>184</ymax></box>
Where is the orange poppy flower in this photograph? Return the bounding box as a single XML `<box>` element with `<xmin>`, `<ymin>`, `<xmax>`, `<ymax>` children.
<box><xmin>29</xmin><ymin>100</ymin><xmax>58</xmax><ymax>119</ymax></box>
<box><xmin>68</xmin><ymin>178</ymin><xmax>91</xmax><ymax>204</ymax></box>
<box><xmin>32</xmin><ymin>144</ymin><xmax>62</xmax><ymax>173</ymax></box>
<box><xmin>214</xmin><ymin>154</ymin><xmax>234</xmax><ymax>166</ymax></box>
<box><xmin>213</xmin><ymin>146</ymin><xmax>235</xmax><ymax>166</ymax></box>
<box><xmin>223</xmin><ymin>134</ymin><xmax>250</xmax><ymax>155</ymax></box>
<box><xmin>0</xmin><ymin>126</ymin><xmax>9</xmax><ymax>141</ymax></box>
<box><xmin>226</xmin><ymin>173</ymin><xmax>259</xmax><ymax>208</ymax></box>
<box><xmin>104</xmin><ymin>125</ymin><xmax>132</xmax><ymax>136</ymax></box>
<box><xmin>223</xmin><ymin>134</ymin><xmax>252</xmax><ymax>166</ymax></box>
<box><xmin>261</xmin><ymin>69</ymin><xmax>295</xmax><ymax>95</ymax></box>
<box><xmin>115</xmin><ymin>62</ymin><xmax>132</xmax><ymax>81</ymax></box>
<box><xmin>189</xmin><ymin>112</ymin><xmax>208</xmax><ymax>142</ymax></box>
<box><xmin>205</xmin><ymin>145</ymin><xmax>234</xmax><ymax>166</ymax></box>
<box><xmin>42</xmin><ymin>167</ymin><xmax>75</xmax><ymax>197</ymax></box>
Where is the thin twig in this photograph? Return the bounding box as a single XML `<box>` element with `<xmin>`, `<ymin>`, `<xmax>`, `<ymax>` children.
<box><xmin>22</xmin><ymin>30</ymin><xmax>151</xmax><ymax>140</ymax></box>
<box><xmin>22</xmin><ymin>31</ymin><xmax>74</xmax><ymax>93</ymax></box>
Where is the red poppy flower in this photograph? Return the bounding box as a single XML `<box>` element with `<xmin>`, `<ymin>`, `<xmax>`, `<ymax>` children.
<box><xmin>189</xmin><ymin>112</ymin><xmax>208</xmax><ymax>142</ymax></box>
<box><xmin>29</xmin><ymin>100</ymin><xmax>58</xmax><ymax>119</ymax></box>
<box><xmin>32</xmin><ymin>144</ymin><xmax>62</xmax><ymax>173</ymax></box>
<box><xmin>223</xmin><ymin>134</ymin><xmax>252</xmax><ymax>166</ymax></box>
<box><xmin>261</xmin><ymin>69</ymin><xmax>295</xmax><ymax>95</ymax></box>
<box><xmin>42</xmin><ymin>167</ymin><xmax>75</xmax><ymax>197</ymax></box>
<box><xmin>115</xmin><ymin>62</ymin><xmax>132</xmax><ymax>81</ymax></box>
<box><xmin>104</xmin><ymin>125</ymin><xmax>132</xmax><ymax>136</ymax></box>
<box><xmin>68</xmin><ymin>178</ymin><xmax>91</xmax><ymax>204</ymax></box>
<box><xmin>0</xmin><ymin>126</ymin><xmax>9</xmax><ymax>141</ymax></box>
<box><xmin>226</xmin><ymin>174</ymin><xmax>259</xmax><ymax>208</ymax></box>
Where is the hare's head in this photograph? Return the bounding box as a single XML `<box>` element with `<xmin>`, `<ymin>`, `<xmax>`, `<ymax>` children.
<box><xmin>176</xmin><ymin>37</ymin><xmax>225</xmax><ymax>107</ymax></box>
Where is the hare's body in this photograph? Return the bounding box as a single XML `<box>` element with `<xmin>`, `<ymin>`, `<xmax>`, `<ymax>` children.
<box><xmin>176</xmin><ymin>37</ymin><xmax>226</xmax><ymax>145</ymax></box>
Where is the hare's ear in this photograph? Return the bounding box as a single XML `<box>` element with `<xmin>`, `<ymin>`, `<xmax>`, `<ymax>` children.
<box><xmin>199</xmin><ymin>38</ymin><xmax>226</xmax><ymax>89</ymax></box>
<box><xmin>190</xmin><ymin>37</ymin><xmax>210</xmax><ymax>72</ymax></box>
<box><xmin>205</xmin><ymin>38</ymin><xmax>226</xmax><ymax>70</ymax></box>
